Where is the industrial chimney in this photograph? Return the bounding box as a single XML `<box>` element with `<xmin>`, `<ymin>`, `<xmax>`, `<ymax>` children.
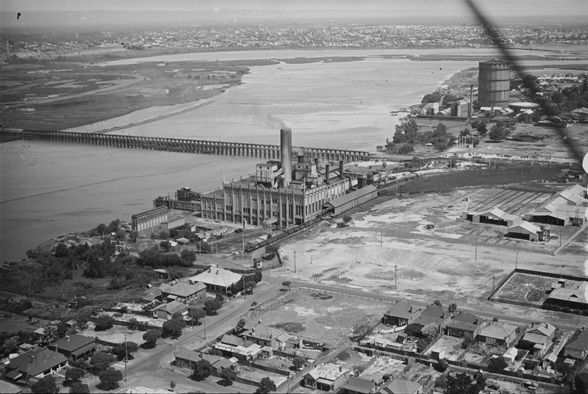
<box><xmin>325</xmin><ymin>164</ymin><xmax>330</xmax><ymax>184</ymax></box>
<box><xmin>280</xmin><ymin>127</ymin><xmax>292</xmax><ymax>188</ymax></box>
<box><xmin>339</xmin><ymin>160</ymin><xmax>344</xmax><ymax>179</ymax></box>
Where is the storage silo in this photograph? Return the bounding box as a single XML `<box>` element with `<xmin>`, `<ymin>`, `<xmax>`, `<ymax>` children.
<box><xmin>478</xmin><ymin>59</ymin><xmax>511</xmax><ymax>108</ymax></box>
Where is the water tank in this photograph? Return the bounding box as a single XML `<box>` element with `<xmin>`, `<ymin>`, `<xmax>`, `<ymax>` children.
<box><xmin>478</xmin><ymin>59</ymin><xmax>511</xmax><ymax>108</ymax></box>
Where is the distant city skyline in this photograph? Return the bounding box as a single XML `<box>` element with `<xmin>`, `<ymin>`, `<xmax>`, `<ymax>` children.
<box><xmin>1</xmin><ymin>0</ymin><xmax>587</xmax><ymax>28</ymax></box>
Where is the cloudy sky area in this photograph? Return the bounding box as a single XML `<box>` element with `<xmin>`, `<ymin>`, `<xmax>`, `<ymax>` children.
<box><xmin>1</xmin><ymin>0</ymin><xmax>587</xmax><ymax>27</ymax></box>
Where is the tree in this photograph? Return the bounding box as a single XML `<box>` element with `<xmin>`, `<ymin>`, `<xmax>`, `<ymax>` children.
<box><xmin>342</xmin><ymin>215</ymin><xmax>352</xmax><ymax>223</ymax></box>
<box><xmin>94</xmin><ymin>315</ymin><xmax>114</xmax><ymax>331</ymax></box>
<box><xmin>448</xmin><ymin>303</ymin><xmax>457</xmax><ymax>315</ymax></box>
<box><xmin>112</xmin><ymin>341</ymin><xmax>139</xmax><ymax>361</ymax></box>
<box><xmin>205</xmin><ymin>299</ymin><xmax>222</xmax><ymax>315</ymax></box>
<box><xmin>488</xmin><ymin>122</ymin><xmax>510</xmax><ymax>141</ymax></box>
<box><xmin>191</xmin><ymin>359</ymin><xmax>214</xmax><ymax>381</ymax></box>
<box><xmin>189</xmin><ymin>306</ymin><xmax>206</xmax><ymax>325</ymax></box>
<box><xmin>170</xmin><ymin>381</ymin><xmax>176</xmax><ymax>391</ymax></box>
<box><xmin>160</xmin><ymin>240</ymin><xmax>171</xmax><ymax>252</ymax></box>
<box><xmin>256</xmin><ymin>377</ymin><xmax>277</xmax><ymax>394</ymax></box>
<box><xmin>435</xmin><ymin>359</ymin><xmax>449</xmax><ymax>372</ymax></box>
<box><xmin>181</xmin><ymin>249</ymin><xmax>196</xmax><ymax>265</ymax></box>
<box><xmin>98</xmin><ymin>367</ymin><xmax>123</xmax><ymax>391</ymax></box>
<box><xmin>219</xmin><ymin>369</ymin><xmax>236</xmax><ymax>386</ymax></box>
<box><xmin>143</xmin><ymin>329</ymin><xmax>162</xmax><ymax>348</ymax></box>
<box><xmin>574</xmin><ymin>372</ymin><xmax>588</xmax><ymax>394</ymax></box>
<box><xmin>32</xmin><ymin>375</ymin><xmax>58</xmax><ymax>394</ymax></box>
<box><xmin>64</xmin><ymin>367</ymin><xmax>85</xmax><ymax>386</ymax></box>
<box><xmin>282</xmin><ymin>281</ymin><xmax>292</xmax><ymax>290</ymax></box>
<box><xmin>69</xmin><ymin>382</ymin><xmax>90</xmax><ymax>394</ymax></box>
<box><xmin>96</xmin><ymin>223</ymin><xmax>107</xmax><ymax>235</ymax></box>
<box><xmin>235</xmin><ymin>318</ymin><xmax>246</xmax><ymax>334</ymax></box>
<box><xmin>162</xmin><ymin>316</ymin><xmax>186</xmax><ymax>338</ymax></box>
<box><xmin>90</xmin><ymin>351</ymin><xmax>116</xmax><ymax>374</ymax></box>
<box><xmin>446</xmin><ymin>372</ymin><xmax>484</xmax><ymax>394</ymax></box>
<box><xmin>54</xmin><ymin>243</ymin><xmax>69</xmax><ymax>258</ymax></box>
<box><xmin>487</xmin><ymin>357</ymin><xmax>507</xmax><ymax>373</ymax></box>
<box><xmin>292</xmin><ymin>356</ymin><xmax>306</xmax><ymax>370</ymax></box>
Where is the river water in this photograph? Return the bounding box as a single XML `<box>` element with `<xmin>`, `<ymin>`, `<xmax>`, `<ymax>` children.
<box><xmin>1</xmin><ymin>47</ymin><xmax>574</xmax><ymax>261</ymax></box>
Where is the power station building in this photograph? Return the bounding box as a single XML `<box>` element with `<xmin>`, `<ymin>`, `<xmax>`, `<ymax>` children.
<box><xmin>201</xmin><ymin>127</ymin><xmax>371</xmax><ymax>228</ymax></box>
<box><xmin>478</xmin><ymin>59</ymin><xmax>511</xmax><ymax>108</ymax></box>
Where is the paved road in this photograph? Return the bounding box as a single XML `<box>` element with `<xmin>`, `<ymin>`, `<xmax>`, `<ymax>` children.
<box><xmin>122</xmin><ymin>281</ymin><xmax>280</xmax><ymax>392</ymax></box>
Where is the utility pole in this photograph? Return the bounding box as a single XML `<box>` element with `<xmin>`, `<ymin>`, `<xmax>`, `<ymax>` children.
<box><xmin>124</xmin><ymin>334</ymin><xmax>128</xmax><ymax>382</ymax></box>
<box><xmin>394</xmin><ymin>265</ymin><xmax>397</xmax><ymax>288</ymax></box>
<box><xmin>294</xmin><ymin>251</ymin><xmax>297</xmax><ymax>273</ymax></box>
<box><xmin>380</xmin><ymin>231</ymin><xmax>383</xmax><ymax>247</ymax></box>
<box><xmin>515</xmin><ymin>248</ymin><xmax>519</xmax><ymax>269</ymax></box>
<box><xmin>474</xmin><ymin>241</ymin><xmax>478</xmax><ymax>261</ymax></box>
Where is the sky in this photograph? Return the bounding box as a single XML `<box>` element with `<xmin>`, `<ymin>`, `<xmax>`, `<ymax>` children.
<box><xmin>1</xmin><ymin>0</ymin><xmax>587</xmax><ymax>27</ymax></box>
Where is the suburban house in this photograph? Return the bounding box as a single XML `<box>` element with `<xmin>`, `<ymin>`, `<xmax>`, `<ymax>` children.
<box><xmin>380</xmin><ymin>378</ymin><xmax>422</xmax><ymax>394</ymax></box>
<box><xmin>240</xmin><ymin>324</ymin><xmax>291</xmax><ymax>350</ymax></box>
<box><xmin>213</xmin><ymin>334</ymin><xmax>262</xmax><ymax>361</ymax></box>
<box><xmin>382</xmin><ymin>301</ymin><xmax>423</xmax><ymax>326</ymax></box>
<box><xmin>0</xmin><ymin>380</ymin><xmax>22</xmax><ymax>394</ymax></box>
<box><xmin>446</xmin><ymin>312</ymin><xmax>485</xmax><ymax>339</ymax></box>
<box><xmin>338</xmin><ymin>376</ymin><xmax>376</xmax><ymax>394</ymax></box>
<box><xmin>303</xmin><ymin>363</ymin><xmax>351</xmax><ymax>392</ymax></box>
<box><xmin>4</xmin><ymin>348</ymin><xmax>68</xmax><ymax>382</ymax></box>
<box><xmin>152</xmin><ymin>300</ymin><xmax>188</xmax><ymax>320</ymax></box>
<box><xmin>563</xmin><ymin>327</ymin><xmax>588</xmax><ymax>360</ymax></box>
<box><xmin>519</xmin><ymin>322</ymin><xmax>557</xmax><ymax>357</ymax></box>
<box><xmin>543</xmin><ymin>282</ymin><xmax>588</xmax><ymax>314</ymax></box>
<box><xmin>405</xmin><ymin>303</ymin><xmax>447</xmax><ymax>336</ymax></box>
<box><xmin>174</xmin><ymin>348</ymin><xmax>239</xmax><ymax>374</ymax></box>
<box><xmin>159</xmin><ymin>281</ymin><xmax>206</xmax><ymax>304</ymax></box>
<box><xmin>187</xmin><ymin>264</ymin><xmax>243</xmax><ymax>293</ymax></box>
<box><xmin>50</xmin><ymin>335</ymin><xmax>96</xmax><ymax>360</ymax></box>
<box><xmin>476</xmin><ymin>320</ymin><xmax>521</xmax><ymax>347</ymax></box>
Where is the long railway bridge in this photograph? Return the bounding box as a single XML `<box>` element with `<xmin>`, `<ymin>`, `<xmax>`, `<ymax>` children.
<box><xmin>1</xmin><ymin>129</ymin><xmax>370</xmax><ymax>162</ymax></box>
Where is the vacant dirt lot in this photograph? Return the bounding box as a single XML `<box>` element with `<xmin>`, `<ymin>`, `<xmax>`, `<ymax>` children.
<box><xmin>273</xmin><ymin>187</ymin><xmax>588</xmax><ymax>328</ymax></box>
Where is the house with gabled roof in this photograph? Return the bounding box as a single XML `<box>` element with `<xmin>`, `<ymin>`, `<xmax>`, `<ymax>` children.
<box><xmin>543</xmin><ymin>283</ymin><xmax>588</xmax><ymax>313</ymax></box>
<box><xmin>187</xmin><ymin>264</ymin><xmax>242</xmax><ymax>293</ymax></box>
<box><xmin>50</xmin><ymin>334</ymin><xmax>96</xmax><ymax>361</ymax></box>
<box><xmin>476</xmin><ymin>320</ymin><xmax>521</xmax><ymax>347</ymax></box>
<box><xmin>159</xmin><ymin>281</ymin><xmax>206</xmax><ymax>304</ymax></box>
<box><xmin>240</xmin><ymin>324</ymin><xmax>291</xmax><ymax>350</ymax></box>
<box><xmin>380</xmin><ymin>378</ymin><xmax>422</xmax><ymax>394</ymax></box>
<box><xmin>174</xmin><ymin>348</ymin><xmax>239</xmax><ymax>373</ymax></box>
<box><xmin>4</xmin><ymin>348</ymin><xmax>68</xmax><ymax>382</ymax></box>
<box><xmin>563</xmin><ymin>327</ymin><xmax>588</xmax><ymax>360</ymax></box>
<box><xmin>382</xmin><ymin>301</ymin><xmax>423</xmax><ymax>326</ymax></box>
<box><xmin>519</xmin><ymin>322</ymin><xmax>556</xmax><ymax>357</ymax></box>
<box><xmin>152</xmin><ymin>300</ymin><xmax>188</xmax><ymax>320</ymax></box>
<box><xmin>446</xmin><ymin>311</ymin><xmax>485</xmax><ymax>339</ymax></box>
<box><xmin>339</xmin><ymin>376</ymin><xmax>376</xmax><ymax>394</ymax></box>
<box><xmin>405</xmin><ymin>303</ymin><xmax>448</xmax><ymax>337</ymax></box>
<box><xmin>303</xmin><ymin>363</ymin><xmax>351</xmax><ymax>392</ymax></box>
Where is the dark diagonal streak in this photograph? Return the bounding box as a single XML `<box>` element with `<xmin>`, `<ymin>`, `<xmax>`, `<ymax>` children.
<box><xmin>465</xmin><ymin>0</ymin><xmax>585</xmax><ymax>167</ymax></box>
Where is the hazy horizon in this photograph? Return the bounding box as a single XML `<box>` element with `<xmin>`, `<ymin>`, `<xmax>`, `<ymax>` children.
<box><xmin>1</xmin><ymin>0</ymin><xmax>587</xmax><ymax>29</ymax></box>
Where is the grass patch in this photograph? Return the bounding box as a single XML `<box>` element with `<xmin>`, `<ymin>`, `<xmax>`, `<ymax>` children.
<box><xmin>271</xmin><ymin>322</ymin><xmax>305</xmax><ymax>333</ymax></box>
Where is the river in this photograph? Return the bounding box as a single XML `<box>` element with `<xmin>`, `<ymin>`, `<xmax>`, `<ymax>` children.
<box><xmin>0</xmin><ymin>47</ymin><xmax>577</xmax><ymax>261</ymax></box>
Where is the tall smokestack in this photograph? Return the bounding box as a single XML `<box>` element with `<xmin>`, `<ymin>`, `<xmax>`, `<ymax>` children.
<box><xmin>339</xmin><ymin>160</ymin><xmax>344</xmax><ymax>179</ymax></box>
<box><xmin>280</xmin><ymin>127</ymin><xmax>292</xmax><ymax>188</ymax></box>
<box><xmin>325</xmin><ymin>164</ymin><xmax>330</xmax><ymax>184</ymax></box>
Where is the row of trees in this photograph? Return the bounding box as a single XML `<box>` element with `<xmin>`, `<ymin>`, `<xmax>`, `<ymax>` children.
<box><xmin>391</xmin><ymin>119</ymin><xmax>457</xmax><ymax>152</ymax></box>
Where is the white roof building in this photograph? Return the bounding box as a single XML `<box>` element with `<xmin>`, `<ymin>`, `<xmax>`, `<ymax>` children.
<box><xmin>188</xmin><ymin>264</ymin><xmax>242</xmax><ymax>293</ymax></box>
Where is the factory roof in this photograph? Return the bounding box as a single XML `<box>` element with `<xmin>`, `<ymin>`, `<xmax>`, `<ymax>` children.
<box><xmin>508</xmin><ymin>221</ymin><xmax>541</xmax><ymax>235</ymax></box>
<box><xmin>324</xmin><ymin>185</ymin><xmax>377</xmax><ymax>209</ymax></box>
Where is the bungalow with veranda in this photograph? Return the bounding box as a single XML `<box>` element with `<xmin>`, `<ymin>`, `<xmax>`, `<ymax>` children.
<box><xmin>4</xmin><ymin>348</ymin><xmax>68</xmax><ymax>382</ymax></box>
<box><xmin>518</xmin><ymin>322</ymin><xmax>556</xmax><ymax>357</ymax></box>
<box><xmin>563</xmin><ymin>327</ymin><xmax>588</xmax><ymax>360</ymax></box>
<box><xmin>446</xmin><ymin>311</ymin><xmax>485</xmax><ymax>339</ymax></box>
<box><xmin>303</xmin><ymin>363</ymin><xmax>351</xmax><ymax>392</ymax></box>
<box><xmin>476</xmin><ymin>320</ymin><xmax>521</xmax><ymax>348</ymax></box>
<box><xmin>382</xmin><ymin>301</ymin><xmax>423</xmax><ymax>326</ymax></box>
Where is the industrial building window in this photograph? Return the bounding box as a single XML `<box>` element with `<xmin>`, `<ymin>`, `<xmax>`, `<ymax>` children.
<box><xmin>226</xmin><ymin>205</ymin><xmax>233</xmax><ymax>211</ymax></box>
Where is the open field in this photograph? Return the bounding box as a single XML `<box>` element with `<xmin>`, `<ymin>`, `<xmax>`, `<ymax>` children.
<box><xmin>249</xmin><ymin>290</ymin><xmax>391</xmax><ymax>345</ymax></box>
<box><xmin>272</xmin><ymin>184</ymin><xmax>588</xmax><ymax>328</ymax></box>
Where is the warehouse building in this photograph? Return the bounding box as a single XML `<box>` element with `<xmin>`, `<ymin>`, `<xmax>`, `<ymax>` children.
<box><xmin>524</xmin><ymin>185</ymin><xmax>588</xmax><ymax>226</ymax></box>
